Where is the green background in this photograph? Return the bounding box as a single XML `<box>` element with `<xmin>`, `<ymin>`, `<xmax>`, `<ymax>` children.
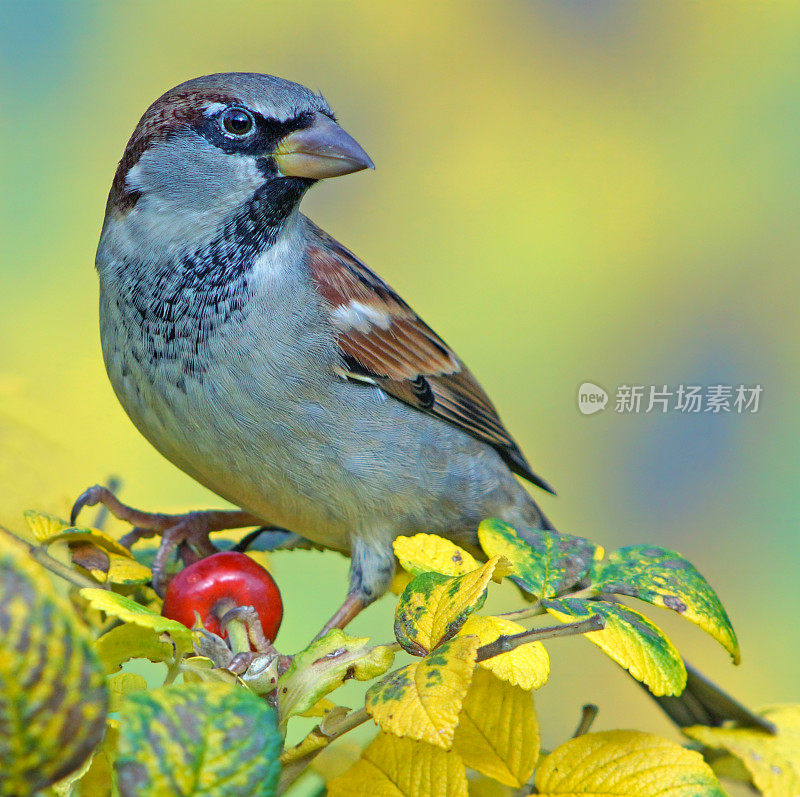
<box><xmin>1</xmin><ymin>0</ymin><xmax>797</xmax><ymax>778</ymax></box>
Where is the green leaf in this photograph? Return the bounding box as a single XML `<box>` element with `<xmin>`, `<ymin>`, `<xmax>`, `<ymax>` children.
<box><xmin>80</xmin><ymin>587</ymin><xmax>192</xmax><ymax>655</ymax></box>
<box><xmin>114</xmin><ymin>683</ymin><xmax>281</xmax><ymax>796</ymax></box>
<box><xmin>544</xmin><ymin>597</ymin><xmax>686</xmax><ymax>696</ymax></box>
<box><xmin>592</xmin><ymin>544</ymin><xmax>740</xmax><ymax>663</ymax></box>
<box><xmin>477</xmin><ymin>518</ymin><xmax>599</xmax><ymax>599</ymax></box>
<box><xmin>535</xmin><ymin>730</ymin><xmax>725</xmax><ymax>795</ymax></box>
<box><xmin>394</xmin><ymin>558</ymin><xmax>499</xmax><ymax>655</ymax></box>
<box><xmin>0</xmin><ymin>536</ymin><xmax>108</xmax><ymax>795</ymax></box>
<box><xmin>95</xmin><ymin>623</ymin><xmax>174</xmax><ymax>673</ymax></box>
<box><xmin>277</xmin><ymin>629</ymin><xmax>394</xmax><ymax>723</ymax></box>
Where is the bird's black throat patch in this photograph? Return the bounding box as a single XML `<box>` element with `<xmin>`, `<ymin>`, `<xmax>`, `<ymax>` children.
<box><xmin>115</xmin><ymin>181</ymin><xmax>310</xmax><ymax>385</ymax></box>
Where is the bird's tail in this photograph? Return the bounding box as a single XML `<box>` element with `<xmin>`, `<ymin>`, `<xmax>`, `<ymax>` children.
<box><xmin>649</xmin><ymin>660</ymin><xmax>775</xmax><ymax>732</ymax></box>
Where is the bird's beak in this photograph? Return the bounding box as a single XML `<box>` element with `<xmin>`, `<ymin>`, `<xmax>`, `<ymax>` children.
<box><xmin>273</xmin><ymin>112</ymin><xmax>374</xmax><ymax>179</ymax></box>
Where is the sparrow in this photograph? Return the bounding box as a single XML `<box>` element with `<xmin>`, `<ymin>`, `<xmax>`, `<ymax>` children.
<box><xmin>72</xmin><ymin>72</ymin><xmax>555</xmax><ymax>634</ymax></box>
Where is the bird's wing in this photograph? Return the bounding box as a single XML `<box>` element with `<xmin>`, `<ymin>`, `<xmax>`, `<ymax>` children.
<box><xmin>304</xmin><ymin>219</ymin><xmax>554</xmax><ymax>493</ymax></box>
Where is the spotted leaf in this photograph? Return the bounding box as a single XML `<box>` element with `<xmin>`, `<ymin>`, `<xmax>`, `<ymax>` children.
<box><xmin>0</xmin><ymin>536</ymin><xmax>108</xmax><ymax>795</ymax></box>
<box><xmin>478</xmin><ymin>518</ymin><xmax>599</xmax><ymax>599</ymax></box>
<box><xmin>394</xmin><ymin>558</ymin><xmax>499</xmax><ymax>655</ymax></box>
<box><xmin>592</xmin><ymin>544</ymin><xmax>739</xmax><ymax>663</ymax></box>
<box><xmin>366</xmin><ymin>635</ymin><xmax>479</xmax><ymax>748</ymax></box>
<box><xmin>544</xmin><ymin>597</ymin><xmax>686</xmax><ymax>696</ymax></box>
<box><xmin>114</xmin><ymin>683</ymin><xmax>281</xmax><ymax>797</ymax></box>
<box><xmin>394</xmin><ymin>533</ymin><xmax>482</xmax><ymax>577</ymax></box>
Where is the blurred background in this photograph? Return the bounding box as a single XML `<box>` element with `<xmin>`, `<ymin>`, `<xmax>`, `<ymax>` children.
<box><xmin>1</xmin><ymin>0</ymin><xmax>797</xmax><ymax>786</ymax></box>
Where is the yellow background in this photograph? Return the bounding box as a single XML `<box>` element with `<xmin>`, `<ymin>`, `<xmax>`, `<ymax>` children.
<box><xmin>1</xmin><ymin>0</ymin><xmax>797</xmax><ymax>782</ymax></box>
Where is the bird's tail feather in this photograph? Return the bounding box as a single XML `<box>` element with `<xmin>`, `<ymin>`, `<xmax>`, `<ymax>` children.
<box><xmin>648</xmin><ymin>660</ymin><xmax>775</xmax><ymax>733</ymax></box>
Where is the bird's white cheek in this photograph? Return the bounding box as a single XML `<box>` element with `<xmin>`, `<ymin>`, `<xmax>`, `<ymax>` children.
<box><xmin>126</xmin><ymin>136</ymin><xmax>265</xmax><ymax>214</ymax></box>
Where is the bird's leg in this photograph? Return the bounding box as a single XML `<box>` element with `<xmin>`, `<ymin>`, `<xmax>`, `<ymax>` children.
<box><xmin>70</xmin><ymin>484</ymin><xmax>264</xmax><ymax>595</ymax></box>
<box><xmin>314</xmin><ymin>538</ymin><xmax>395</xmax><ymax>640</ymax></box>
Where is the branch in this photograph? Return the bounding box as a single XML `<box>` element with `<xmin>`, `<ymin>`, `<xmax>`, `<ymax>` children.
<box><xmin>496</xmin><ymin>602</ymin><xmax>544</xmax><ymax>621</ymax></box>
<box><xmin>476</xmin><ymin>615</ymin><xmax>603</xmax><ymax>662</ymax></box>
<box><xmin>277</xmin><ymin>707</ymin><xmax>370</xmax><ymax>794</ymax></box>
<box><xmin>0</xmin><ymin>525</ymin><xmax>105</xmax><ymax>590</ymax></box>
<box><xmin>572</xmin><ymin>703</ymin><xmax>599</xmax><ymax>737</ymax></box>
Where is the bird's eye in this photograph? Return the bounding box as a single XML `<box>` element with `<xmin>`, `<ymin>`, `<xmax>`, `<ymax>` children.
<box><xmin>221</xmin><ymin>108</ymin><xmax>255</xmax><ymax>137</ymax></box>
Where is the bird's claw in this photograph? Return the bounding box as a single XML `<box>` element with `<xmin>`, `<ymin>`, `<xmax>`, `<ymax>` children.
<box><xmin>70</xmin><ymin>484</ymin><xmax>105</xmax><ymax>525</ymax></box>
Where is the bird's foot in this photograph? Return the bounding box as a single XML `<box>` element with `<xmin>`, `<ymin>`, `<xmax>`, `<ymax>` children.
<box><xmin>70</xmin><ymin>484</ymin><xmax>263</xmax><ymax>595</ymax></box>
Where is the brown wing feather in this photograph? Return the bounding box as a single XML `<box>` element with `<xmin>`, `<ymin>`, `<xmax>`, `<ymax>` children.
<box><xmin>304</xmin><ymin>219</ymin><xmax>554</xmax><ymax>494</ymax></box>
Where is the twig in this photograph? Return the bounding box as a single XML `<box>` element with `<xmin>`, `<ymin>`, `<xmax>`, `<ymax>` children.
<box><xmin>476</xmin><ymin>615</ymin><xmax>603</xmax><ymax>662</ymax></box>
<box><xmin>277</xmin><ymin>707</ymin><xmax>370</xmax><ymax>794</ymax></box>
<box><xmin>572</xmin><ymin>703</ymin><xmax>599</xmax><ymax>737</ymax></box>
<box><xmin>0</xmin><ymin>525</ymin><xmax>105</xmax><ymax>590</ymax></box>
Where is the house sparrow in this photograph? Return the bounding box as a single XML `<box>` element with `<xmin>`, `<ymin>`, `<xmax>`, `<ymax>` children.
<box><xmin>72</xmin><ymin>72</ymin><xmax>555</xmax><ymax>633</ymax></box>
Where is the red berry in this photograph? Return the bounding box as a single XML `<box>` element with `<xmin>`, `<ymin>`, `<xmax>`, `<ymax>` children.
<box><xmin>161</xmin><ymin>551</ymin><xmax>283</xmax><ymax>643</ymax></box>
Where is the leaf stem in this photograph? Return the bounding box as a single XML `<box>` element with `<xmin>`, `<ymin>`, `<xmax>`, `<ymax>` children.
<box><xmin>163</xmin><ymin>653</ymin><xmax>183</xmax><ymax>685</ymax></box>
<box><xmin>0</xmin><ymin>525</ymin><xmax>106</xmax><ymax>590</ymax></box>
<box><xmin>572</xmin><ymin>703</ymin><xmax>599</xmax><ymax>737</ymax></box>
<box><xmin>476</xmin><ymin>615</ymin><xmax>604</xmax><ymax>662</ymax></box>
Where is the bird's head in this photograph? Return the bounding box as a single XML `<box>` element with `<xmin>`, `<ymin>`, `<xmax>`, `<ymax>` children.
<box><xmin>104</xmin><ymin>73</ymin><xmax>372</xmax><ymax>251</ymax></box>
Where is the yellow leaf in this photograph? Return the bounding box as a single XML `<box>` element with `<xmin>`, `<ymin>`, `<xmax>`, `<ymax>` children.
<box><xmin>467</xmin><ymin>777</ymin><xmax>515</xmax><ymax>796</ymax></box>
<box><xmin>300</xmin><ymin>697</ymin><xmax>339</xmax><ymax>718</ymax></box>
<box><xmin>280</xmin><ymin>727</ymin><xmax>330</xmax><ymax>765</ymax></box>
<box><xmin>80</xmin><ymin>587</ymin><xmax>192</xmax><ymax>654</ymax></box>
<box><xmin>453</xmin><ymin>669</ymin><xmax>538</xmax><ymax>787</ymax></box>
<box><xmin>394</xmin><ymin>534</ymin><xmax>482</xmax><ymax>577</ymax></box>
<box><xmin>535</xmin><ymin>730</ymin><xmax>725</xmax><ymax>796</ymax></box>
<box><xmin>107</xmin><ymin>671</ymin><xmax>148</xmax><ymax>712</ymax></box>
<box><xmin>180</xmin><ymin>656</ymin><xmax>243</xmax><ymax>687</ymax></box>
<box><xmin>684</xmin><ymin>704</ymin><xmax>800</xmax><ymax>797</ymax></box>
<box><xmin>46</xmin><ymin>527</ymin><xmax>132</xmax><ymax>557</ymax></box>
<box><xmin>23</xmin><ymin>509</ymin><xmax>69</xmax><ymax>542</ymax></box>
<box><xmin>544</xmin><ymin>598</ymin><xmax>686</xmax><ymax>696</ymax></box>
<box><xmin>391</xmin><ymin>570</ymin><xmax>413</xmax><ymax>594</ymax></box>
<box><xmin>459</xmin><ymin>615</ymin><xmax>549</xmax><ymax>691</ymax></box>
<box><xmin>69</xmin><ymin>721</ymin><xmax>118</xmax><ymax>797</ymax></box>
<box><xmin>328</xmin><ymin>732</ymin><xmax>468</xmax><ymax>797</ymax></box>
<box><xmin>395</xmin><ymin>558</ymin><xmax>499</xmax><ymax>655</ymax></box>
<box><xmin>94</xmin><ymin>622</ymin><xmax>173</xmax><ymax>673</ymax></box>
<box><xmin>366</xmin><ymin>636</ymin><xmax>479</xmax><ymax>749</ymax></box>
<box><xmin>105</xmin><ymin>552</ymin><xmax>152</xmax><ymax>585</ymax></box>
